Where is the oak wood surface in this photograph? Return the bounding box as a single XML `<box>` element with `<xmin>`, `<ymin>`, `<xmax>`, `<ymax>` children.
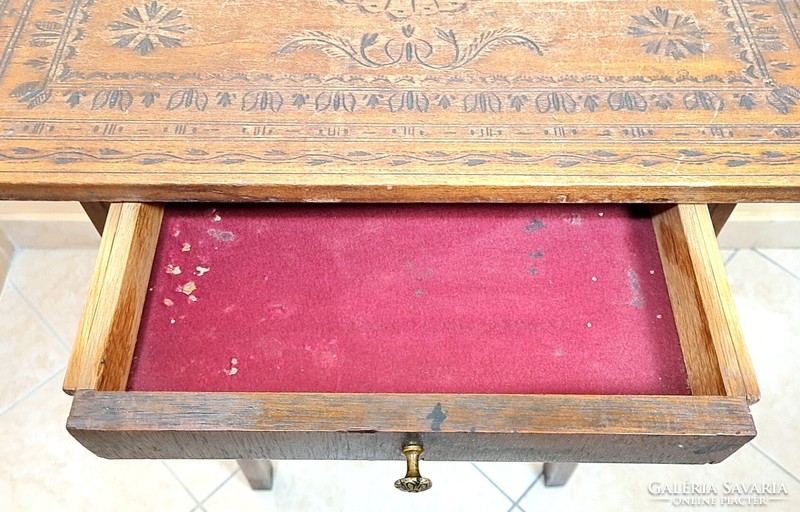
<box><xmin>0</xmin><ymin>0</ymin><xmax>798</xmax><ymax>202</ymax></box>
<box><xmin>80</xmin><ymin>202</ymin><xmax>110</xmax><ymax>235</ymax></box>
<box><xmin>63</xmin><ymin>203</ymin><xmax>164</xmax><ymax>394</ymax></box>
<box><xmin>67</xmin><ymin>391</ymin><xmax>755</xmax><ymax>463</ymax></box>
<box><xmin>709</xmin><ymin>204</ymin><xmax>737</xmax><ymax>236</ymax></box>
<box><xmin>652</xmin><ymin>204</ymin><xmax>759</xmax><ymax>404</ymax></box>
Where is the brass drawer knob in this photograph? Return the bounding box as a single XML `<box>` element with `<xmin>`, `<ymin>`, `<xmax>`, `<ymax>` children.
<box><xmin>394</xmin><ymin>443</ymin><xmax>432</xmax><ymax>493</ymax></box>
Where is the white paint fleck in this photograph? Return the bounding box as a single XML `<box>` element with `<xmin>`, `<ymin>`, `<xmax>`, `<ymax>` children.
<box><xmin>170</xmin><ymin>319</ymin><xmax>176</xmax><ymax>324</ymax></box>
<box><xmin>231</xmin><ymin>358</ymin><xmax>238</xmax><ymax>365</ymax></box>
<box><xmin>181</xmin><ymin>243</ymin><xmax>191</xmax><ymax>252</ymax></box>
<box><xmin>177</xmin><ymin>281</ymin><xmax>197</xmax><ymax>295</ymax></box>
<box><xmin>587</xmin><ymin>322</ymin><xmax>593</xmax><ymax>328</ymax></box>
<box><xmin>228</xmin><ymin>368</ymin><xmax>238</xmax><ymax>375</ymax></box>
<box><xmin>196</xmin><ymin>266</ymin><xmax>210</xmax><ymax>276</ymax></box>
<box><xmin>213</xmin><ymin>214</ymin><xmax>222</xmax><ymax>222</ymax></box>
<box><xmin>649</xmin><ymin>270</ymin><xmax>655</xmax><ymax>275</ymax></box>
<box><xmin>591</xmin><ymin>276</ymin><xmax>598</xmax><ymax>282</ymax></box>
<box><xmin>598</xmin><ymin>212</ymin><xmax>604</xmax><ymax>217</ymax></box>
<box><xmin>657</xmin><ymin>314</ymin><xmax>663</xmax><ymax>319</ymax></box>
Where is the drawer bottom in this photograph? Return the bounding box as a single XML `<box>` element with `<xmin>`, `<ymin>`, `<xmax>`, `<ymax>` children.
<box><xmin>128</xmin><ymin>204</ymin><xmax>690</xmax><ymax>396</ymax></box>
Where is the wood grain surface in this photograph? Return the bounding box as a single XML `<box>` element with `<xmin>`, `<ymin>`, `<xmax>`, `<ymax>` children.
<box><xmin>63</xmin><ymin>203</ymin><xmax>163</xmax><ymax>394</ymax></box>
<box><xmin>0</xmin><ymin>0</ymin><xmax>799</xmax><ymax>201</ymax></box>
<box><xmin>67</xmin><ymin>391</ymin><xmax>755</xmax><ymax>463</ymax></box>
<box><xmin>653</xmin><ymin>204</ymin><xmax>759</xmax><ymax>404</ymax></box>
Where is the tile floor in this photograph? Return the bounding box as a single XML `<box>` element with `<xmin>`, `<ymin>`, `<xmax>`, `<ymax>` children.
<box><xmin>0</xmin><ymin>246</ymin><xmax>798</xmax><ymax>511</ymax></box>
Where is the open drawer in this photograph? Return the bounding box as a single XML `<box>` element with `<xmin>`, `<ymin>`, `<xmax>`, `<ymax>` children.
<box><xmin>63</xmin><ymin>203</ymin><xmax>758</xmax><ymax>469</ymax></box>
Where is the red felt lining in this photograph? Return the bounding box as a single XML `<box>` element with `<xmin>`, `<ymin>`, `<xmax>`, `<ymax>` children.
<box><xmin>128</xmin><ymin>204</ymin><xmax>691</xmax><ymax>395</ymax></box>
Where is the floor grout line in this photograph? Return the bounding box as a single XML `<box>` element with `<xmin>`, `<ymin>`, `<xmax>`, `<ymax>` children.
<box><xmin>199</xmin><ymin>468</ymin><xmax>241</xmax><ymax>506</ymax></box>
<box><xmin>724</xmin><ymin>248</ymin><xmax>740</xmax><ymax>266</ymax></box>
<box><xmin>750</xmin><ymin>444</ymin><xmax>800</xmax><ymax>485</ymax></box>
<box><xmin>752</xmin><ymin>248</ymin><xmax>800</xmax><ymax>283</ymax></box>
<box><xmin>508</xmin><ymin>469</ymin><xmax>544</xmax><ymax>512</ymax></box>
<box><xmin>471</xmin><ymin>463</ymin><xmax>517</xmax><ymax>506</ymax></box>
<box><xmin>0</xmin><ymin>366</ymin><xmax>66</xmax><ymax>416</ymax></box>
<box><xmin>6</xmin><ymin>278</ymin><xmax>72</xmax><ymax>352</ymax></box>
<box><xmin>162</xmin><ymin>461</ymin><xmax>203</xmax><ymax>508</ymax></box>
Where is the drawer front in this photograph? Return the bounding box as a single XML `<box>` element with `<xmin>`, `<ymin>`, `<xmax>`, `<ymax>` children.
<box><xmin>68</xmin><ymin>392</ymin><xmax>753</xmax><ymax>464</ymax></box>
<box><xmin>64</xmin><ymin>203</ymin><xmax>758</xmax><ymax>464</ymax></box>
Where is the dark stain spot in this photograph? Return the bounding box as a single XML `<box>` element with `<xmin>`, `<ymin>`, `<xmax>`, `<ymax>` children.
<box><xmin>469</xmin><ymin>426</ymin><xmax>477</xmax><ymax>433</ymax></box>
<box><xmin>524</xmin><ymin>218</ymin><xmax>544</xmax><ymax>233</ymax></box>
<box><xmin>563</xmin><ymin>213</ymin><xmax>582</xmax><ymax>226</ymax></box>
<box><xmin>627</xmin><ymin>267</ymin><xmax>645</xmax><ymax>309</ymax></box>
<box><xmin>426</xmin><ymin>403</ymin><xmax>446</xmax><ymax>432</ymax></box>
<box><xmin>208</xmin><ymin>228</ymin><xmax>235</xmax><ymax>242</ymax></box>
<box><xmin>528</xmin><ymin>249</ymin><xmax>544</xmax><ymax>259</ymax></box>
<box><xmin>528</xmin><ymin>267</ymin><xmax>539</xmax><ymax>276</ymax></box>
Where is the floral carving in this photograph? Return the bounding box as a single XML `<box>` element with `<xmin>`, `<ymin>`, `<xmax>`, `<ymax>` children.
<box><xmin>337</xmin><ymin>0</ymin><xmax>474</xmax><ymax>20</ymax></box>
<box><xmin>109</xmin><ymin>1</ymin><xmax>191</xmax><ymax>56</ymax></box>
<box><xmin>628</xmin><ymin>7</ymin><xmax>707</xmax><ymax>60</ymax></box>
<box><xmin>279</xmin><ymin>25</ymin><xmax>542</xmax><ymax>71</ymax></box>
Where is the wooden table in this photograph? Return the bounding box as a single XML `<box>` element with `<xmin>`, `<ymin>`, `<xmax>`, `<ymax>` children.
<box><xmin>1</xmin><ymin>0</ymin><xmax>797</xmax><ymax>492</ymax></box>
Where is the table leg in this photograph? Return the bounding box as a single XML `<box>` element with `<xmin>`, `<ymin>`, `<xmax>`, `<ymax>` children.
<box><xmin>708</xmin><ymin>204</ymin><xmax>736</xmax><ymax>236</ymax></box>
<box><xmin>237</xmin><ymin>459</ymin><xmax>274</xmax><ymax>490</ymax></box>
<box><xmin>543</xmin><ymin>462</ymin><xmax>578</xmax><ymax>487</ymax></box>
<box><xmin>80</xmin><ymin>202</ymin><xmax>110</xmax><ymax>235</ymax></box>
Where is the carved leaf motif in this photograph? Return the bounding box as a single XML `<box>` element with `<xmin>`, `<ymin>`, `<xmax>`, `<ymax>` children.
<box><xmin>123</xmin><ymin>7</ymin><xmax>144</xmax><ymax>22</ymax></box>
<box><xmin>135</xmin><ymin>37</ymin><xmax>156</xmax><ymax>55</ymax></box>
<box><xmin>35</xmin><ymin>22</ymin><xmax>62</xmax><ymax>31</ymax></box>
<box><xmin>11</xmin><ymin>82</ymin><xmax>43</xmax><ymax>100</ymax></box>
<box><xmin>167</xmin><ymin>89</ymin><xmax>208</xmax><ymax>111</ymax></box>
<box><xmin>92</xmin><ymin>89</ymin><xmax>133</xmax><ymax>111</ymax></box>
<box><xmin>156</xmin><ymin>35</ymin><xmax>182</xmax><ymax>48</ymax></box>
<box><xmin>109</xmin><ymin>21</ymin><xmax>137</xmax><ymax>31</ymax></box>
<box><xmin>279</xmin><ymin>26</ymin><xmax>541</xmax><ymax>70</ymax></box>
<box><xmin>159</xmin><ymin>8</ymin><xmax>183</xmax><ymax>23</ymax></box>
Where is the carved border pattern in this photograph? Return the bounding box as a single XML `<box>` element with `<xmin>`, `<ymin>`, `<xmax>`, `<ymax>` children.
<box><xmin>42</xmin><ymin>85</ymin><xmax>799</xmax><ymax>115</ymax></box>
<box><xmin>0</xmin><ymin>0</ymin><xmax>38</xmax><ymax>79</ymax></box>
<box><xmin>2</xmin><ymin>146</ymin><xmax>800</xmax><ymax>168</ymax></box>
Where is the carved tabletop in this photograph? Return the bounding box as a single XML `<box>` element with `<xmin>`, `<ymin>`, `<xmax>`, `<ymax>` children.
<box><xmin>0</xmin><ymin>0</ymin><xmax>798</xmax><ymax>201</ymax></box>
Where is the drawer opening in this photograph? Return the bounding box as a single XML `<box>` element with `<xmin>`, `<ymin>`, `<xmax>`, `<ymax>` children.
<box><xmin>65</xmin><ymin>203</ymin><xmax>757</xmax><ymax>400</ymax></box>
<box><xmin>63</xmin><ymin>202</ymin><xmax>759</xmax><ymax>463</ymax></box>
<box><xmin>128</xmin><ymin>203</ymin><xmax>691</xmax><ymax>396</ymax></box>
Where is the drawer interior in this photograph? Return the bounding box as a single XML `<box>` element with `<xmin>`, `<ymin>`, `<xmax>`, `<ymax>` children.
<box><xmin>63</xmin><ymin>202</ymin><xmax>759</xmax><ymax>463</ymax></box>
<box><xmin>128</xmin><ymin>204</ymin><xmax>690</xmax><ymax>396</ymax></box>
